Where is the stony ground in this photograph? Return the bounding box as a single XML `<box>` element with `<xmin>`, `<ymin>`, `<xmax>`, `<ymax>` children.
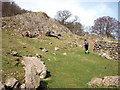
<box><xmin>2</xmin><ymin>29</ymin><xmax>118</xmax><ymax>88</ymax></box>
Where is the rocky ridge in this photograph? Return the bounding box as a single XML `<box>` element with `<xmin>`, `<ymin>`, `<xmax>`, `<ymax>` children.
<box><xmin>2</xmin><ymin>12</ymin><xmax>71</xmax><ymax>37</ymax></box>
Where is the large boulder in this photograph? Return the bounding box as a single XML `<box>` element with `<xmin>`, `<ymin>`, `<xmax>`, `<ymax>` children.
<box><xmin>21</xmin><ymin>57</ymin><xmax>47</xmax><ymax>88</ymax></box>
<box><xmin>45</xmin><ymin>31</ymin><xmax>62</xmax><ymax>39</ymax></box>
<box><xmin>88</xmin><ymin>76</ymin><xmax>120</xmax><ymax>87</ymax></box>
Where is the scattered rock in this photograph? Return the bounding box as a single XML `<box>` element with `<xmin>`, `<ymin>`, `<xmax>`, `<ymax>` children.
<box><xmin>55</xmin><ymin>47</ymin><xmax>59</xmax><ymax>51</ymax></box>
<box><xmin>68</xmin><ymin>42</ymin><xmax>71</xmax><ymax>45</ymax></box>
<box><xmin>0</xmin><ymin>81</ymin><xmax>5</xmax><ymax>89</ymax></box>
<box><xmin>53</xmin><ymin>53</ymin><xmax>57</xmax><ymax>55</ymax></box>
<box><xmin>88</xmin><ymin>76</ymin><xmax>120</xmax><ymax>87</ymax></box>
<box><xmin>45</xmin><ymin>31</ymin><xmax>62</xmax><ymax>39</ymax></box>
<box><xmin>11</xmin><ymin>51</ymin><xmax>18</xmax><ymax>56</ymax></box>
<box><xmin>36</xmin><ymin>53</ymin><xmax>42</xmax><ymax>58</ymax></box>
<box><xmin>49</xmin><ymin>42</ymin><xmax>52</xmax><ymax>45</ymax></box>
<box><xmin>88</xmin><ymin>78</ymin><xmax>103</xmax><ymax>87</ymax></box>
<box><xmin>2</xmin><ymin>12</ymin><xmax>71</xmax><ymax>38</ymax></box>
<box><xmin>78</xmin><ymin>45</ymin><xmax>83</xmax><ymax>48</ymax></box>
<box><xmin>63</xmin><ymin>53</ymin><xmax>67</xmax><ymax>56</ymax></box>
<box><xmin>21</xmin><ymin>57</ymin><xmax>47</xmax><ymax>88</ymax></box>
<box><xmin>42</xmin><ymin>48</ymin><xmax>48</xmax><ymax>52</ymax></box>
<box><xmin>20</xmin><ymin>83</ymin><xmax>26</xmax><ymax>89</ymax></box>
<box><xmin>5</xmin><ymin>78</ymin><xmax>21</xmax><ymax>89</ymax></box>
<box><xmin>103</xmin><ymin>76</ymin><xmax>120</xmax><ymax>87</ymax></box>
<box><xmin>48</xmin><ymin>58</ymin><xmax>51</xmax><ymax>61</ymax></box>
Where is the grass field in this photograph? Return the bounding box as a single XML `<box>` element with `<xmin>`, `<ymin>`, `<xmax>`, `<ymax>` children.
<box><xmin>2</xmin><ymin>30</ymin><xmax>118</xmax><ymax>88</ymax></box>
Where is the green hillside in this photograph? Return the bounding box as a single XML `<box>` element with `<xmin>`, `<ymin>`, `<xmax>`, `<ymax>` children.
<box><xmin>2</xmin><ymin>29</ymin><xmax>118</xmax><ymax>88</ymax></box>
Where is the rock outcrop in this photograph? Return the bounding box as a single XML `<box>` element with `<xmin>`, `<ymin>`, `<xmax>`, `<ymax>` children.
<box><xmin>88</xmin><ymin>76</ymin><xmax>120</xmax><ymax>87</ymax></box>
<box><xmin>21</xmin><ymin>56</ymin><xmax>47</xmax><ymax>88</ymax></box>
<box><xmin>2</xmin><ymin>12</ymin><xmax>71</xmax><ymax>37</ymax></box>
<box><xmin>93</xmin><ymin>41</ymin><xmax>119</xmax><ymax>60</ymax></box>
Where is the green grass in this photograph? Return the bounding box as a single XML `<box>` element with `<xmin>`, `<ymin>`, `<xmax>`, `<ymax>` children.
<box><xmin>2</xmin><ymin>30</ymin><xmax>118</xmax><ymax>88</ymax></box>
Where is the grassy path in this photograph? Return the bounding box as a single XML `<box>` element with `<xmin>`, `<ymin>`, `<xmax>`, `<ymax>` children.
<box><xmin>45</xmin><ymin>48</ymin><xmax>118</xmax><ymax>88</ymax></box>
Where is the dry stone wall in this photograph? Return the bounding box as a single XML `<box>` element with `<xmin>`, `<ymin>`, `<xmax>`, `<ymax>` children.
<box><xmin>93</xmin><ymin>40</ymin><xmax>119</xmax><ymax>60</ymax></box>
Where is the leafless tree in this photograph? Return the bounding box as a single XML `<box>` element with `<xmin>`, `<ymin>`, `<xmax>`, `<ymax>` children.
<box><xmin>55</xmin><ymin>10</ymin><xmax>72</xmax><ymax>24</ymax></box>
<box><xmin>55</xmin><ymin>10</ymin><xmax>84</xmax><ymax>36</ymax></box>
<box><xmin>2</xmin><ymin>1</ymin><xmax>29</xmax><ymax>17</ymax></box>
<box><xmin>92</xmin><ymin>16</ymin><xmax>118</xmax><ymax>39</ymax></box>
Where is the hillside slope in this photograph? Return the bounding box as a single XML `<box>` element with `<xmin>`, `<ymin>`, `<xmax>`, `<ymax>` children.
<box><xmin>2</xmin><ymin>30</ymin><xmax>118</xmax><ymax>88</ymax></box>
<box><xmin>1</xmin><ymin>12</ymin><xmax>119</xmax><ymax>88</ymax></box>
<box><xmin>2</xmin><ymin>12</ymin><xmax>71</xmax><ymax>37</ymax></box>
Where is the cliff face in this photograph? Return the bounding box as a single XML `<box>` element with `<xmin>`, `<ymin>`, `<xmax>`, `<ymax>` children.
<box><xmin>1</xmin><ymin>12</ymin><xmax>71</xmax><ymax>37</ymax></box>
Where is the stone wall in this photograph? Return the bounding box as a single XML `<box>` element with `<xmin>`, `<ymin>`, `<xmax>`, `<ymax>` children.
<box><xmin>93</xmin><ymin>40</ymin><xmax>119</xmax><ymax>60</ymax></box>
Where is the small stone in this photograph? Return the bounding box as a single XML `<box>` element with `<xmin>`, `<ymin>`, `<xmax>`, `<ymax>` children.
<box><xmin>11</xmin><ymin>51</ymin><xmax>18</xmax><ymax>56</ymax></box>
<box><xmin>48</xmin><ymin>58</ymin><xmax>51</xmax><ymax>61</ymax></box>
<box><xmin>0</xmin><ymin>82</ymin><xmax>5</xmax><ymax>89</ymax></box>
<box><xmin>63</xmin><ymin>53</ymin><xmax>67</xmax><ymax>56</ymax></box>
<box><xmin>49</xmin><ymin>42</ymin><xmax>52</xmax><ymax>45</ymax></box>
<box><xmin>55</xmin><ymin>47</ymin><xmax>59</xmax><ymax>51</ymax></box>
<box><xmin>53</xmin><ymin>53</ymin><xmax>57</xmax><ymax>55</ymax></box>
<box><xmin>36</xmin><ymin>53</ymin><xmax>42</xmax><ymax>58</ymax></box>
<box><xmin>5</xmin><ymin>78</ymin><xmax>21</xmax><ymax>88</ymax></box>
<box><xmin>79</xmin><ymin>45</ymin><xmax>83</xmax><ymax>48</ymax></box>
<box><xmin>42</xmin><ymin>48</ymin><xmax>48</xmax><ymax>52</ymax></box>
<box><xmin>20</xmin><ymin>83</ymin><xmax>26</xmax><ymax>89</ymax></box>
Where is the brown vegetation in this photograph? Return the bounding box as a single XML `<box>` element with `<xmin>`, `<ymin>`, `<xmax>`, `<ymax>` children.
<box><xmin>2</xmin><ymin>2</ymin><xmax>30</xmax><ymax>17</ymax></box>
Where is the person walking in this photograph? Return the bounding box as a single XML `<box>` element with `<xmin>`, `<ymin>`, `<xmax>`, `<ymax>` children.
<box><xmin>84</xmin><ymin>39</ymin><xmax>89</xmax><ymax>54</ymax></box>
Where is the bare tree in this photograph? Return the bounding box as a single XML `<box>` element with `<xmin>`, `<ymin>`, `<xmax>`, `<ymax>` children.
<box><xmin>55</xmin><ymin>10</ymin><xmax>72</xmax><ymax>24</ymax></box>
<box><xmin>92</xmin><ymin>16</ymin><xmax>118</xmax><ymax>39</ymax></box>
<box><xmin>55</xmin><ymin>10</ymin><xmax>84</xmax><ymax>36</ymax></box>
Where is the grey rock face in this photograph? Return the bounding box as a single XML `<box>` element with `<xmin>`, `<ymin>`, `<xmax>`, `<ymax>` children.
<box><xmin>21</xmin><ymin>57</ymin><xmax>47</xmax><ymax>88</ymax></box>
